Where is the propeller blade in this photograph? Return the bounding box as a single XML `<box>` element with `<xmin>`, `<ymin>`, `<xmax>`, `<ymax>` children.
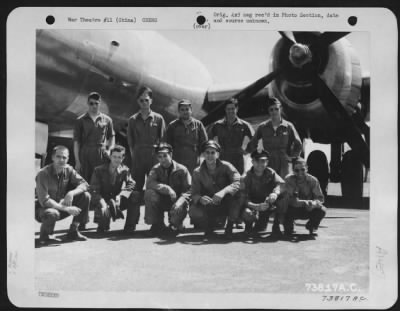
<box><xmin>292</xmin><ymin>32</ymin><xmax>309</xmax><ymax>43</ymax></box>
<box><xmin>315</xmin><ymin>76</ymin><xmax>369</xmax><ymax>168</ymax></box>
<box><xmin>201</xmin><ymin>70</ymin><xmax>281</xmax><ymax>126</ymax></box>
<box><xmin>318</xmin><ymin>32</ymin><xmax>350</xmax><ymax>46</ymax></box>
<box><xmin>360</xmin><ymin>76</ymin><xmax>370</xmax><ymax>121</ymax></box>
<box><xmin>352</xmin><ymin>109</ymin><xmax>370</xmax><ymax>148</ymax></box>
<box><xmin>234</xmin><ymin>69</ymin><xmax>281</xmax><ymax>102</ymax></box>
<box><xmin>279</xmin><ymin>31</ymin><xmax>297</xmax><ymax>44</ymax></box>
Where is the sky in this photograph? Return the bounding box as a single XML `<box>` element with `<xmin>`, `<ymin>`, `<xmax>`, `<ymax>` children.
<box><xmin>160</xmin><ymin>30</ymin><xmax>370</xmax><ymax>85</ymax></box>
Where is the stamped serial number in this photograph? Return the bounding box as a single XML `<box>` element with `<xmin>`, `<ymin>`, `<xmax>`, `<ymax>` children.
<box><xmin>322</xmin><ymin>295</ymin><xmax>367</xmax><ymax>302</ymax></box>
<box><xmin>305</xmin><ymin>282</ymin><xmax>360</xmax><ymax>293</ymax></box>
<box><xmin>39</xmin><ymin>291</ymin><xmax>59</xmax><ymax>298</ymax></box>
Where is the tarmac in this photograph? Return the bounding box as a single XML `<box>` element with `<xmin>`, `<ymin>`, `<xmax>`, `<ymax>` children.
<box><xmin>34</xmin><ymin>191</ymin><xmax>369</xmax><ymax>294</ymax></box>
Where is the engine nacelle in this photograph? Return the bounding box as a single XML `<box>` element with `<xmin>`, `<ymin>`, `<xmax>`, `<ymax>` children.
<box><xmin>268</xmin><ymin>33</ymin><xmax>363</xmax><ymax>141</ymax></box>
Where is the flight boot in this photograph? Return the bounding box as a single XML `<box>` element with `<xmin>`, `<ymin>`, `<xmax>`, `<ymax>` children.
<box><xmin>224</xmin><ymin>220</ymin><xmax>234</xmax><ymax>239</ymax></box>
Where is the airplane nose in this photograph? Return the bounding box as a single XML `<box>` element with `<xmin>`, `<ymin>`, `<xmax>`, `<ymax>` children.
<box><xmin>289</xmin><ymin>43</ymin><xmax>312</xmax><ymax>68</ymax></box>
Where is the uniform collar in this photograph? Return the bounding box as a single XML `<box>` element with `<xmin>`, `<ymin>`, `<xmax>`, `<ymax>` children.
<box><xmin>289</xmin><ymin>173</ymin><xmax>312</xmax><ymax>183</ymax></box>
<box><xmin>171</xmin><ymin>160</ymin><xmax>178</xmax><ymax>172</ymax></box>
<box><xmin>157</xmin><ymin>160</ymin><xmax>178</xmax><ymax>173</ymax></box>
<box><xmin>218</xmin><ymin>117</ymin><xmax>242</xmax><ymax>126</ymax></box>
<box><xmin>200</xmin><ymin>158</ymin><xmax>222</xmax><ymax>171</ymax></box>
<box><xmin>49</xmin><ymin>164</ymin><xmax>69</xmax><ymax>176</ymax></box>
<box><xmin>83</xmin><ymin>112</ymin><xmax>103</xmax><ymax>120</ymax></box>
<box><xmin>138</xmin><ymin>110</ymin><xmax>155</xmax><ymax>120</ymax></box>
<box><xmin>178</xmin><ymin>117</ymin><xmax>194</xmax><ymax>125</ymax></box>
<box><xmin>108</xmin><ymin>163</ymin><xmax>124</xmax><ymax>174</ymax></box>
<box><xmin>248</xmin><ymin>166</ymin><xmax>271</xmax><ymax>178</ymax></box>
<box><xmin>265</xmin><ymin>118</ymin><xmax>289</xmax><ymax>127</ymax></box>
<box><xmin>295</xmin><ymin>173</ymin><xmax>312</xmax><ymax>182</ymax></box>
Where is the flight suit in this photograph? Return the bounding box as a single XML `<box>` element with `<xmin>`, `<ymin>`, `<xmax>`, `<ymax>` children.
<box><xmin>166</xmin><ymin>118</ymin><xmax>208</xmax><ymax>174</ymax></box>
<box><xmin>282</xmin><ymin>173</ymin><xmax>327</xmax><ymax>234</ymax></box>
<box><xmin>210</xmin><ymin>117</ymin><xmax>253</xmax><ymax>174</ymax></box>
<box><xmin>74</xmin><ymin>112</ymin><xmax>115</xmax><ymax>182</ymax></box>
<box><xmin>144</xmin><ymin>160</ymin><xmax>191</xmax><ymax>228</ymax></box>
<box><xmin>90</xmin><ymin>163</ymin><xmax>141</xmax><ymax>230</ymax></box>
<box><xmin>127</xmin><ymin>110</ymin><xmax>166</xmax><ymax>191</ymax></box>
<box><xmin>247</xmin><ymin>119</ymin><xmax>302</xmax><ymax>178</ymax></box>
<box><xmin>240</xmin><ymin>167</ymin><xmax>284</xmax><ymax>228</ymax></box>
<box><xmin>35</xmin><ymin>164</ymin><xmax>90</xmax><ymax>239</ymax></box>
<box><xmin>189</xmin><ymin>159</ymin><xmax>241</xmax><ymax>229</ymax></box>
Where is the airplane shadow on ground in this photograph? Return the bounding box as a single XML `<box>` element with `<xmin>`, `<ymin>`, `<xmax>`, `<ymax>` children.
<box><xmin>35</xmin><ymin>230</ymin><xmax>317</xmax><ymax>248</ymax></box>
<box><xmin>34</xmin><ymin>228</ymin><xmax>98</xmax><ymax>235</ymax></box>
<box><xmin>153</xmin><ymin>230</ymin><xmax>317</xmax><ymax>245</ymax></box>
<box><xmin>35</xmin><ymin>222</ymin><xmax>322</xmax><ymax>247</ymax></box>
<box><xmin>326</xmin><ymin>196</ymin><xmax>369</xmax><ymax>210</ymax></box>
<box><xmin>34</xmin><ymin>234</ymin><xmax>92</xmax><ymax>248</ymax></box>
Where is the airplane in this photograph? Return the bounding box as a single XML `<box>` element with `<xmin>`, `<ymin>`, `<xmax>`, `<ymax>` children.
<box><xmin>35</xmin><ymin>29</ymin><xmax>370</xmax><ymax>201</ymax></box>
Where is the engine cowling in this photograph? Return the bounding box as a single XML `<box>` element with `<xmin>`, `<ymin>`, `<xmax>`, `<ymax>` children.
<box><xmin>269</xmin><ymin>33</ymin><xmax>363</xmax><ymax>141</ymax></box>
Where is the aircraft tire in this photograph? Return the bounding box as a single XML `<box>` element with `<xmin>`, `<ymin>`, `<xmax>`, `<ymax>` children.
<box><xmin>306</xmin><ymin>150</ymin><xmax>329</xmax><ymax>198</ymax></box>
<box><xmin>340</xmin><ymin>150</ymin><xmax>364</xmax><ymax>199</ymax></box>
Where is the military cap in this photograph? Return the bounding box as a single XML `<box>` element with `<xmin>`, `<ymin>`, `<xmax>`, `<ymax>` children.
<box><xmin>266</xmin><ymin>96</ymin><xmax>281</xmax><ymax>108</ymax></box>
<box><xmin>155</xmin><ymin>143</ymin><xmax>173</xmax><ymax>154</ymax></box>
<box><xmin>177</xmin><ymin>99</ymin><xmax>192</xmax><ymax>108</ymax></box>
<box><xmin>251</xmin><ymin>149</ymin><xmax>270</xmax><ymax>160</ymax></box>
<box><xmin>202</xmin><ymin>140</ymin><xmax>221</xmax><ymax>153</ymax></box>
<box><xmin>88</xmin><ymin>91</ymin><xmax>101</xmax><ymax>101</ymax></box>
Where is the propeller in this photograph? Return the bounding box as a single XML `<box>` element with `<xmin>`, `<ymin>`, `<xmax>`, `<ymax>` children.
<box><xmin>315</xmin><ymin>76</ymin><xmax>369</xmax><ymax>168</ymax></box>
<box><xmin>318</xmin><ymin>32</ymin><xmax>350</xmax><ymax>47</ymax></box>
<box><xmin>279</xmin><ymin>31</ymin><xmax>297</xmax><ymax>44</ymax></box>
<box><xmin>312</xmin><ymin>32</ymin><xmax>369</xmax><ymax>168</ymax></box>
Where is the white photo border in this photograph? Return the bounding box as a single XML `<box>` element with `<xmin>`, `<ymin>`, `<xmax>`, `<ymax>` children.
<box><xmin>6</xmin><ymin>6</ymin><xmax>398</xmax><ymax>309</ymax></box>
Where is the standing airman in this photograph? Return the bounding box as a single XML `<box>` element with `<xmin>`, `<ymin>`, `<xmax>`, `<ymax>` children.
<box><xmin>209</xmin><ymin>98</ymin><xmax>253</xmax><ymax>175</ymax></box>
<box><xmin>73</xmin><ymin>92</ymin><xmax>115</xmax><ymax>228</ymax></box>
<box><xmin>166</xmin><ymin>99</ymin><xmax>208</xmax><ymax>174</ymax></box>
<box><xmin>247</xmin><ymin>97</ymin><xmax>302</xmax><ymax>179</ymax></box>
<box><xmin>127</xmin><ymin>86</ymin><xmax>166</xmax><ymax>194</ymax></box>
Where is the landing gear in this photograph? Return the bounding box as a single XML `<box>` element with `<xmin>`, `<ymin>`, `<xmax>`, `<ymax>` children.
<box><xmin>306</xmin><ymin>150</ymin><xmax>329</xmax><ymax>198</ymax></box>
<box><xmin>340</xmin><ymin>150</ymin><xmax>364</xmax><ymax>199</ymax></box>
<box><xmin>306</xmin><ymin>144</ymin><xmax>365</xmax><ymax>206</ymax></box>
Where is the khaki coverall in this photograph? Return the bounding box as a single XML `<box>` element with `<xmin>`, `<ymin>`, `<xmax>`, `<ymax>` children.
<box><xmin>166</xmin><ymin>118</ymin><xmax>208</xmax><ymax>174</ymax></box>
<box><xmin>282</xmin><ymin>173</ymin><xmax>327</xmax><ymax>233</ymax></box>
<box><xmin>247</xmin><ymin>119</ymin><xmax>302</xmax><ymax>178</ymax></box>
<box><xmin>144</xmin><ymin>160</ymin><xmax>191</xmax><ymax>228</ymax></box>
<box><xmin>210</xmin><ymin>117</ymin><xmax>253</xmax><ymax>174</ymax></box>
<box><xmin>74</xmin><ymin>112</ymin><xmax>115</xmax><ymax>182</ymax></box>
<box><xmin>35</xmin><ymin>164</ymin><xmax>90</xmax><ymax>238</ymax></box>
<box><xmin>90</xmin><ymin>163</ymin><xmax>141</xmax><ymax>230</ymax></box>
<box><xmin>240</xmin><ymin>167</ymin><xmax>284</xmax><ymax>228</ymax></box>
<box><xmin>127</xmin><ymin>110</ymin><xmax>166</xmax><ymax>191</ymax></box>
<box><xmin>189</xmin><ymin>159</ymin><xmax>241</xmax><ymax>229</ymax></box>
